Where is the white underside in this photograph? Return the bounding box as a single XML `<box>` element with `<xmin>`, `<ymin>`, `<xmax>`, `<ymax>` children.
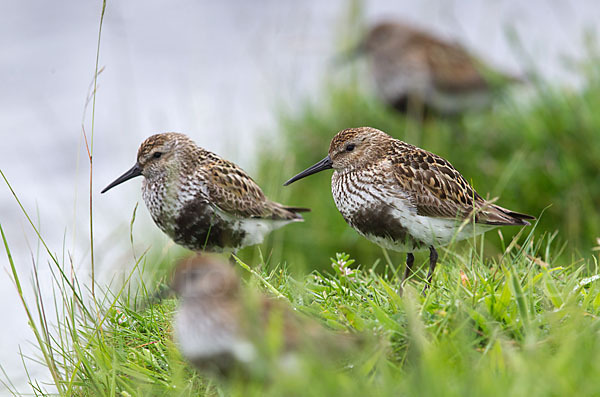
<box><xmin>364</xmin><ymin>214</ymin><xmax>495</xmax><ymax>252</ymax></box>
<box><xmin>374</xmin><ymin>61</ymin><xmax>491</xmax><ymax>115</ymax></box>
<box><xmin>429</xmin><ymin>88</ymin><xmax>492</xmax><ymax>115</ymax></box>
<box><xmin>216</xmin><ymin>206</ymin><xmax>301</xmax><ymax>250</ymax></box>
<box><xmin>404</xmin><ymin>196</ymin><xmax>492</xmax><ymax>247</ymax></box>
<box><xmin>174</xmin><ymin>303</ymin><xmax>302</xmax><ymax>375</ymax></box>
<box><xmin>174</xmin><ymin>304</ymin><xmax>256</xmax><ymax>364</ymax></box>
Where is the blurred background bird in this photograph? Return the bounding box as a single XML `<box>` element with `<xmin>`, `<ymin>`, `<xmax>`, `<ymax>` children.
<box><xmin>171</xmin><ymin>255</ymin><xmax>368</xmax><ymax>379</ymax></box>
<box><xmin>342</xmin><ymin>20</ymin><xmax>522</xmax><ymax>117</ymax></box>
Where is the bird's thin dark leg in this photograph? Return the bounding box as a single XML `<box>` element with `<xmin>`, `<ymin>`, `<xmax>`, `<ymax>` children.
<box><xmin>403</xmin><ymin>252</ymin><xmax>415</xmax><ymax>284</ymax></box>
<box><xmin>422</xmin><ymin>246</ymin><xmax>438</xmax><ymax>294</ymax></box>
<box><xmin>397</xmin><ymin>252</ymin><xmax>415</xmax><ymax>295</ymax></box>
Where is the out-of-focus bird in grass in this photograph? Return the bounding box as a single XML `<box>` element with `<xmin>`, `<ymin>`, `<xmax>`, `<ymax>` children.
<box><xmin>171</xmin><ymin>254</ymin><xmax>366</xmax><ymax>378</ymax></box>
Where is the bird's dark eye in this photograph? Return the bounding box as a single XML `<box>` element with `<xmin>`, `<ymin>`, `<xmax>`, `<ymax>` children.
<box><xmin>153</xmin><ymin>152</ymin><xmax>162</xmax><ymax>159</ymax></box>
<box><xmin>345</xmin><ymin>144</ymin><xmax>355</xmax><ymax>152</ymax></box>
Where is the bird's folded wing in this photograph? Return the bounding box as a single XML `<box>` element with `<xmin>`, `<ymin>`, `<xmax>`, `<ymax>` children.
<box><xmin>201</xmin><ymin>157</ymin><xmax>271</xmax><ymax>218</ymax></box>
<box><xmin>391</xmin><ymin>147</ymin><xmax>483</xmax><ymax>220</ymax></box>
<box><xmin>416</xmin><ymin>36</ymin><xmax>489</xmax><ymax>92</ymax></box>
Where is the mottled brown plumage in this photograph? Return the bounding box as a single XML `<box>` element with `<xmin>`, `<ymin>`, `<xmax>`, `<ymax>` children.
<box><xmin>171</xmin><ymin>255</ymin><xmax>359</xmax><ymax>377</ymax></box>
<box><xmin>285</xmin><ymin>127</ymin><xmax>534</xmax><ymax>291</ymax></box>
<box><xmin>358</xmin><ymin>21</ymin><xmax>520</xmax><ymax>115</ymax></box>
<box><xmin>102</xmin><ymin>133</ymin><xmax>308</xmax><ymax>252</ymax></box>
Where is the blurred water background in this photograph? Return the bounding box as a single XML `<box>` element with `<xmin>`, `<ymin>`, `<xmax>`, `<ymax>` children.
<box><xmin>1</xmin><ymin>0</ymin><xmax>599</xmax><ymax>393</ymax></box>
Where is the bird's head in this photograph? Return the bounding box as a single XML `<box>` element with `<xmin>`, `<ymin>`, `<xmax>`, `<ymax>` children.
<box><xmin>171</xmin><ymin>255</ymin><xmax>239</xmax><ymax>301</ymax></box>
<box><xmin>101</xmin><ymin>132</ymin><xmax>194</xmax><ymax>193</ymax></box>
<box><xmin>284</xmin><ymin>127</ymin><xmax>389</xmax><ymax>185</ymax></box>
<box><xmin>363</xmin><ymin>21</ymin><xmax>414</xmax><ymax>54</ymax></box>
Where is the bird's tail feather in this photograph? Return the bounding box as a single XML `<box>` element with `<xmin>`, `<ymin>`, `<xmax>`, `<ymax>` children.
<box><xmin>482</xmin><ymin>204</ymin><xmax>535</xmax><ymax>226</ymax></box>
<box><xmin>267</xmin><ymin>202</ymin><xmax>311</xmax><ymax>221</ymax></box>
<box><xmin>283</xmin><ymin>206</ymin><xmax>311</xmax><ymax>213</ymax></box>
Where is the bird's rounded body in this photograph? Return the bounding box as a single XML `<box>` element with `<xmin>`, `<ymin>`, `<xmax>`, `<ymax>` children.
<box><xmin>332</xmin><ymin>166</ymin><xmax>494</xmax><ymax>252</ymax></box>
<box><xmin>173</xmin><ymin>292</ymin><xmax>254</xmax><ymax>372</ymax></box>
<box><xmin>141</xmin><ymin>166</ymin><xmax>299</xmax><ymax>252</ymax></box>
<box><xmin>368</xmin><ymin>37</ymin><xmax>493</xmax><ymax>115</ymax></box>
<box><xmin>171</xmin><ymin>255</ymin><xmax>255</xmax><ymax>374</ymax></box>
<box><xmin>361</xmin><ymin>21</ymin><xmax>518</xmax><ymax>115</ymax></box>
<box><xmin>102</xmin><ymin>133</ymin><xmax>308</xmax><ymax>252</ymax></box>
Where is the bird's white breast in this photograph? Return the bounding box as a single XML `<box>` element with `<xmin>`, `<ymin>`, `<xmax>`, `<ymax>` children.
<box><xmin>372</xmin><ymin>54</ymin><xmax>431</xmax><ymax>103</ymax></box>
<box><xmin>174</xmin><ymin>302</ymin><xmax>255</xmax><ymax>364</ymax></box>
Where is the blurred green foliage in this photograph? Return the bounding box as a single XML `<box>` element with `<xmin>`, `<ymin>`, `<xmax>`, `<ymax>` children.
<box><xmin>25</xmin><ymin>235</ymin><xmax>600</xmax><ymax>396</ymax></box>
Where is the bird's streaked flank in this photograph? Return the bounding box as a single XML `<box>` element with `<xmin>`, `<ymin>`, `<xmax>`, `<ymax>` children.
<box><xmin>102</xmin><ymin>133</ymin><xmax>308</xmax><ymax>252</ymax></box>
<box><xmin>349</xmin><ymin>21</ymin><xmax>520</xmax><ymax>116</ymax></box>
<box><xmin>285</xmin><ymin>127</ymin><xmax>534</xmax><ymax>291</ymax></box>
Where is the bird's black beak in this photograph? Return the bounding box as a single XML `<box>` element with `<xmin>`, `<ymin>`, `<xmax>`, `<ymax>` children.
<box><xmin>284</xmin><ymin>156</ymin><xmax>333</xmax><ymax>186</ymax></box>
<box><xmin>101</xmin><ymin>163</ymin><xmax>143</xmax><ymax>193</ymax></box>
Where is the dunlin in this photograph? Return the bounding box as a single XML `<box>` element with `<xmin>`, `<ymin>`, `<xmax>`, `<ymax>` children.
<box><xmin>352</xmin><ymin>21</ymin><xmax>519</xmax><ymax>115</ymax></box>
<box><xmin>171</xmin><ymin>255</ymin><xmax>357</xmax><ymax>376</ymax></box>
<box><xmin>284</xmin><ymin>127</ymin><xmax>534</xmax><ymax>290</ymax></box>
<box><xmin>101</xmin><ymin>133</ymin><xmax>308</xmax><ymax>253</ymax></box>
